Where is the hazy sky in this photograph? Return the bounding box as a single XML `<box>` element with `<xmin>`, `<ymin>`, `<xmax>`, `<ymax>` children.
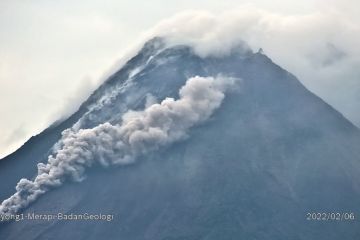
<box><xmin>0</xmin><ymin>0</ymin><xmax>359</xmax><ymax>158</ymax></box>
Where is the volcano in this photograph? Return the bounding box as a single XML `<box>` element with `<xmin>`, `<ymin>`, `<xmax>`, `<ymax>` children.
<box><xmin>0</xmin><ymin>37</ymin><xmax>359</xmax><ymax>239</ymax></box>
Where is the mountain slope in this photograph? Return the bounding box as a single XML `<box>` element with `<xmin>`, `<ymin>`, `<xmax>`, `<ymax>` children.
<box><xmin>0</xmin><ymin>38</ymin><xmax>360</xmax><ymax>239</ymax></box>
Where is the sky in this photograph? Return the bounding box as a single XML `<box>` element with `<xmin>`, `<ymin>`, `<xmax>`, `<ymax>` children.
<box><xmin>0</xmin><ymin>0</ymin><xmax>359</xmax><ymax>158</ymax></box>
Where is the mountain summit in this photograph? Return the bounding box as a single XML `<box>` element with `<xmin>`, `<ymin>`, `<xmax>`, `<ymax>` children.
<box><xmin>0</xmin><ymin>37</ymin><xmax>360</xmax><ymax>239</ymax></box>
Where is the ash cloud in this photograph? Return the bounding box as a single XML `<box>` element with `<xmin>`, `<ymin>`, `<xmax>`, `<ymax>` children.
<box><xmin>0</xmin><ymin>76</ymin><xmax>236</xmax><ymax>215</ymax></box>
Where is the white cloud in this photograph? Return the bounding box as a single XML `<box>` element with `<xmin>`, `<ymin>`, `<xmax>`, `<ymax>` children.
<box><xmin>140</xmin><ymin>8</ymin><xmax>360</xmax><ymax>126</ymax></box>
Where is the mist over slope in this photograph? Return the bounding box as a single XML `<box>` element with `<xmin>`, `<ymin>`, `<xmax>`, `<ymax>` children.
<box><xmin>0</xmin><ymin>37</ymin><xmax>360</xmax><ymax>239</ymax></box>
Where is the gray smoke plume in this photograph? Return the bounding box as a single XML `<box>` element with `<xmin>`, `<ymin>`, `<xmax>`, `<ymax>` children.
<box><xmin>0</xmin><ymin>75</ymin><xmax>236</xmax><ymax>215</ymax></box>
